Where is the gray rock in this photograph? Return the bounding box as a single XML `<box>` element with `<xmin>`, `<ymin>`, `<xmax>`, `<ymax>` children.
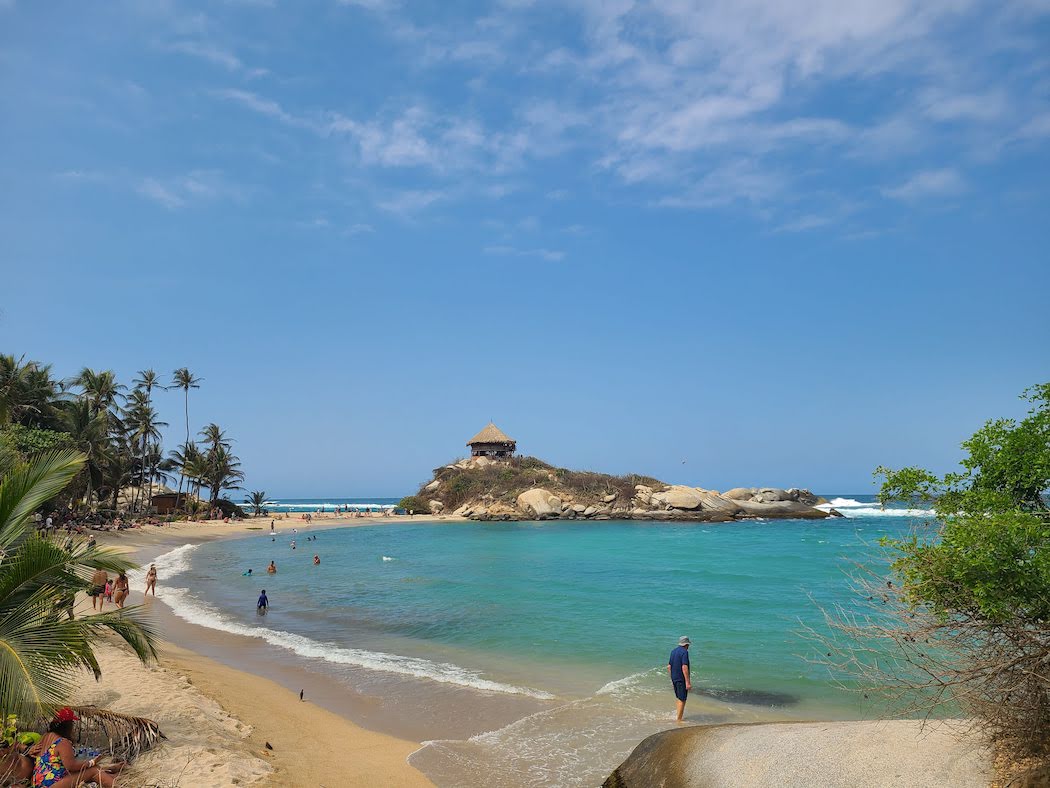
<box><xmin>583</xmin><ymin>506</ymin><xmax>598</xmax><ymax>517</ymax></box>
<box><xmin>571</xmin><ymin>503</ymin><xmax>587</xmax><ymax>514</ymax></box>
<box><xmin>424</xmin><ymin>479</ymin><xmax>441</xmax><ymax>492</ymax></box>
<box><xmin>723</xmin><ymin>487</ymin><xmax>756</xmax><ymax>500</ymax></box>
<box><xmin>650</xmin><ymin>485</ymin><xmax>705</xmax><ymax>510</ymax></box>
<box><xmin>516</xmin><ymin>488</ymin><xmax>563</xmax><ymax>518</ymax></box>
<box><xmin>602</xmin><ymin>493</ymin><xmax>618</xmax><ymax>504</ymax></box>
<box><xmin>734</xmin><ymin>499</ymin><xmax>829</xmax><ymax>519</ymax></box>
<box><xmin>604</xmin><ymin>720</ymin><xmax>989</xmax><ymax>788</ymax></box>
<box><xmin>428</xmin><ymin>500</ymin><xmax>444</xmax><ymax>513</ymax></box>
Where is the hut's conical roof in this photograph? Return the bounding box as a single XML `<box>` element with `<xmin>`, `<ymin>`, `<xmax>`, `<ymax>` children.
<box><xmin>467</xmin><ymin>422</ymin><xmax>514</xmax><ymax>445</ymax></box>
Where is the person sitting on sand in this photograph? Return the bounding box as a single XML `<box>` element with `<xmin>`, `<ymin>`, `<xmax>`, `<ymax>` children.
<box><xmin>313</xmin><ymin>554</ymin><xmax>320</xmax><ymax>565</ymax></box>
<box><xmin>668</xmin><ymin>636</ymin><xmax>692</xmax><ymax>722</ymax></box>
<box><xmin>144</xmin><ymin>564</ymin><xmax>157</xmax><ymax>597</ymax></box>
<box><xmin>30</xmin><ymin>707</ymin><xmax>125</xmax><ymax>787</ymax></box>
<box><xmin>113</xmin><ymin>573</ymin><xmax>129</xmax><ymax>608</ymax></box>
<box><xmin>89</xmin><ymin>568</ymin><xmax>108</xmax><ymax>611</ymax></box>
<box><xmin>267</xmin><ymin>561</ymin><xmax>277</xmax><ymax>574</ymax></box>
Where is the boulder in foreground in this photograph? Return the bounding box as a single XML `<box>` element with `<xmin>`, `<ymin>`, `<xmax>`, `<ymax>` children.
<box><xmin>603</xmin><ymin>720</ymin><xmax>989</xmax><ymax>788</ymax></box>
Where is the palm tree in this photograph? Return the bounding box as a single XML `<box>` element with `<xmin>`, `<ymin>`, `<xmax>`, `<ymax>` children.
<box><xmin>168</xmin><ymin>369</ymin><xmax>201</xmax><ymax>512</ymax></box>
<box><xmin>168</xmin><ymin>369</ymin><xmax>201</xmax><ymax>450</ymax></box>
<box><xmin>58</xmin><ymin>399</ymin><xmax>112</xmax><ymax>510</ymax></box>
<box><xmin>0</xmin><ymin>356</ymin><xmax>62</xmax><ymax>428</ymax></box>
<box><xmin>0</xmin><ymin>450</ymin><xmax>158</xmax><ymax>720</ymax></box>
<box><xmin>74</xmin><ymin>369</ymin><xmax>124</xmax><ymax>418</ymax></box>
<box><xmin>181</xmin><ymin>449</ymin><xmax>210</xmax><ymax>511</ymax></box>
<box><xmin>124</xmin><ymin>391</ymin><xmax>167</xmax><ymax>512</ymax></box>
<box><xmin>131</xmin><ymin>371</ymin><xmax>161</xmax><ymax>512</ymax></box>
<box><xmin>244</xmin><ymin>490</ymin><xmax>267</xmax><ymax>516</ymax></box>
<box><xmin>206</xmin><ymin>445</ymin><xmax>244</xmax><ymax>506</ymax></box>
<box><xmin>199</xmin><ymin>423</ymin><xmax>229</xmax><ymax>453</ymax></box>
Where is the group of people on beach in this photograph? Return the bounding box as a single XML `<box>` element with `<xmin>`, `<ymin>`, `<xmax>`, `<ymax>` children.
<box><xmin>87</xmin><ymin>564</ymin><xmax>157</xmax><ymax>611</ymax></box>
<box><xmin>1</xmin><ymin>707</ymin><xmax>125</xmax><ymax>787</ymax></box>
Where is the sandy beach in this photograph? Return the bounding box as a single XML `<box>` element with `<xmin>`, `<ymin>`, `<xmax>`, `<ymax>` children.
<box><xmin>76</xmin><ymin>515</ymin><xmax>438</xmax><ymax>787</ymax></box>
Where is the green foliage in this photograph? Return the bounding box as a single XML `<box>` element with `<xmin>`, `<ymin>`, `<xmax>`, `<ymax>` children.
<box><xmin>408</xmin><ymin>455</ymin><xmax>662</xmax><ymax>514</ymax></box>
<box><xmin>0</xmin><ymin>425</ymin><xmax>74</xmax><ymax>458</ymax></box>
<box><xmin>398</xmin><ymin>496</ymin><xmax>429</xmax><ymax>513</ymax></box>
<box><xmin>0</xmin><ymin>451</ymin><xmax>158</xmax><ymax>720</ymax></box>
<box><xmin>244</xmin><ymin>490</ymin><xmax>267</xmax><ymax>515</ymax></box>
<box><xmin>871</xmin><ymin>382</ymin><xmax>1050</xmax><ymax>754</ymax></box>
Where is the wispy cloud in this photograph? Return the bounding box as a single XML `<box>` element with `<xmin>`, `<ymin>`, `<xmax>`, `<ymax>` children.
<box><xmin>377</xmin><ymin>189</ymin><xmax>445</xmax><ymax>215</ymax></box>
<box><xmin>167</xmin><ymin>41</ymin><xmax>267</xmax><ymax>77</ymax></box>
<box><xmin>483</xmin><ymin>245</ymin><xmax>565</xmax><ymax>262</ymax></box>
<box><xmin>136</xmin><ymin>170</ymin><xmax>246</xmax><ymax>209</ymax></box>
<box><xmin>883</xmin><ymin>168</ymin><xmax>967</xmax><ymax>201</ymax></box>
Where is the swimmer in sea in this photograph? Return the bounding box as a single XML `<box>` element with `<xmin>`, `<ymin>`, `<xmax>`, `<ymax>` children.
<box><xmin>291</xmin><ymin>540</ymin><xmax>296</xmax><ymax>550</ymax></box>
<box><xmin>313</xmin><ymin>555</ymin><xmax>320</xmax><ymax>565</ymax></box>
<box><xmin>243</xmin><ymin>568</ymin><xmax>253</xmax><ymax>576</ymax></box>
<box><xmin>267</xmin><ymin>561</ymin><xmax>277</xmax><ymax>574</ymax></box>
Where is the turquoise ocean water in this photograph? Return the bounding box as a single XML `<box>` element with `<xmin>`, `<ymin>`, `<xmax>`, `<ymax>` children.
<box><xmin>146</xmin><ymin>496</ymin><xmax>934</xmax><ymax>787</ymax></box>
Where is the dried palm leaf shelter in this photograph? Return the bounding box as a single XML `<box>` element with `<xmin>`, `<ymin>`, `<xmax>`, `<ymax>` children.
<box><xmin>467</xmin><ymin>422</ymin><xmax>516</xmax><ymax>458</ymax></box>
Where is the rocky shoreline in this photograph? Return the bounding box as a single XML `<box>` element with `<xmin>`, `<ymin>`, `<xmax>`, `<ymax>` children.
<box><xmin>410</xmin><ymin>456</ymin><xmax>841</xmax><ymax>523</ymax></box>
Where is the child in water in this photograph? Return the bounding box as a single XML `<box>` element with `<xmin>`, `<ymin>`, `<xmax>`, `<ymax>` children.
<box><xmin>257</xmin><ymin>589</ymin><xmax>269</xmax><ymax>613</ymax></box>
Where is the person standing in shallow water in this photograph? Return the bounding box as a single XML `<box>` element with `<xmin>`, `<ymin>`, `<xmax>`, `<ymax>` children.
<box><xmin>668</xmin><ymin>635</ymin><xmax>692</xmax><ymax>721</ymax></box>
<box><xmin>257</xmin><ymin>589</ymin><xmax>268</xmax><ymax>614</ymax></box>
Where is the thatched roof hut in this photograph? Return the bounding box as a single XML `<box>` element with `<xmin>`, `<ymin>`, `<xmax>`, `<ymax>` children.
<box><xmin>467</xmin><ymin>423</ymin><xmax>516</xmax><ymax>458</ymax></box>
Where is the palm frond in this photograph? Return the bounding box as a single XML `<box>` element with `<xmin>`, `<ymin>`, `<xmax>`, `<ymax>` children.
<box><xmin>29</xmin><ymin>706</ymin><xmax>165</xmax><ymax>761</ymax></box>
<box><xmin>0</xmin><ymin>450</ymin><xmax>85</xmax><ymax>550</ymax></box>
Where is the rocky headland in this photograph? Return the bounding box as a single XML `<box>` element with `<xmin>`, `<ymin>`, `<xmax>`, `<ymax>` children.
<box><xmin>399</xmin><ymin>456</ymin><xmax>841</xmax><ymax>522</ymax></box>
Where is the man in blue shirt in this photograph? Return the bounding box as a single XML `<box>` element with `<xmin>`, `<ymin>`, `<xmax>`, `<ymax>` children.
<box><xmin>668</xmin><ymin>635</ymin><xmax>692</xmax><ymax>721</ymax></box>
<box><xmin>257</xmin><ymin>589</ymin><xmax>269</xmax><ymax>614</ymax></box>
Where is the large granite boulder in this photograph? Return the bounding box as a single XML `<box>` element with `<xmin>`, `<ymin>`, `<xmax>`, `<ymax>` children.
<box><xmin>516</xmin><ymin>488</ymin><xmax>563</xmax><ymax>518</ymax></box>
<box><xmin>604</xmin><ymin>720</ymin><xmax>989</xmax><ymax>788</ymax></box>
<box><xmin>651</xmin><ymin>485</ymin><xmax>705</xmax><ymax>510</ymax></box>
<box><xmin>696</xmin><ymin>492</ymin><xmax>743</xmax><ymax>516</ymax></box>
<box><xmin>428</xmin><ymin>500</ymin><xmax>444</xmax><ymax>513</ymax></box>
<box><xmin>722</xmin><ymin>487</ymin><xmax>755</xmax><ymax>500</ymax></box>
<box><xmin>734</xmin><ymin>499</ymin><xmax>829</xmax><ymax>519</ymax></box>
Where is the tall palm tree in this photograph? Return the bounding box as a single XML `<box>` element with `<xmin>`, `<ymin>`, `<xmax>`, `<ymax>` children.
<box><xmin>58</xmin><ymin>399</ymin><xmax>111</xmax><ymax>510</ymax></box>
<box><xmin>168</xmin><ymin>369</ymin><xmax>201</xmax><ymax>511</ymax></box>
<box><xmin>131</xmin><ymin>371</ymin><xmax>160</xmax><ymax>512</ymax></box>
<box><xmin>124</xmin><ymin>390</ymin><xmax>167</xmax><ymax>512</ymax></box>
<box><xmin>0</xmin><ymin>450</ymin><xmax>158</xmax><ymax>720</ymax></box>
<box><xmin>74</xmin><ymin>369</ymin><xmax>124</xmax><ymax>418</ymax></box>
<box><xmin>169</xmin><ymin>369</ymin><xmax>201</xmax><ymax>449</ymax></box>
<box><xmin>199</xmin><ymin>423</ymin><xmax>229</xmax><ymax>453</ymax></box>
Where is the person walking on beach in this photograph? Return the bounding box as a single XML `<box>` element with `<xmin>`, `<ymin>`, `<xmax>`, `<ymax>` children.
<box><xmin>257</xmin><ymin>589</ymin><xmax>269</xmax><ymax>614</ymax></box>
<box><xmin>89</xmin><ymin>568</ymin><xmax>108</xmax><ymax>611</ymax></box>
<box><xmin>668</xmin><ymin>636</ymin><xmax>692</xmax><ymax>721</ymax></box>
<box><xmin>144</xmin><ymin>563</ymin><xmax>158</xmax><ymax>597</ymax></box>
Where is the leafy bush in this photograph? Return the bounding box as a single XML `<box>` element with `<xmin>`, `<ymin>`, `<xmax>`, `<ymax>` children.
<box><xmin>826</xmin><ymin>383</ymin><xmax>1050</xmax><ymax>763</ymax></box>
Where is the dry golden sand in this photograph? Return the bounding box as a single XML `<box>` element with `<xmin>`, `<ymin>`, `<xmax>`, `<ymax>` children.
<box><xmin>77</xmin><ymin>516</ymin><xmax>439</xmax><ymax>787</ymax></box>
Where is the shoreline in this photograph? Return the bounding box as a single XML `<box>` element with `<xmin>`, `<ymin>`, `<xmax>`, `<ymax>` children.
<box><xmin>86</xmin><ymin>515</ymin><xmax>440</xmax><ymax>786</ymax></box>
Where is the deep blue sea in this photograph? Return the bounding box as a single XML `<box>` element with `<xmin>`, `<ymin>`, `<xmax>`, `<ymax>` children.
<box><xmin>145</xmin><ymin>495</ymin><xmax>936</xmax><ymax>787</ymax></box>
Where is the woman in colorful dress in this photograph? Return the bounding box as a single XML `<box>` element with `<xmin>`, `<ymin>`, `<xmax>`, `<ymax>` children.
<box><xmin>30</xmin><ymin>708</ymin><xmax>124</xmax><ymax>787</ymax></box>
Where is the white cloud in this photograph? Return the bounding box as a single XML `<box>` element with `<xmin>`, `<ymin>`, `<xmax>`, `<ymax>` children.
<box><xmin>135</xmin><ymin>170</ymin><xmax>246</xmax><ymax>209</ymax></box>
<box><xmin>136</xmin><ymin>178</ymin><xmax>186</xmax><ymax>209</ymax></box>
<box><xmin>882</xmin><ymin>167</ymin><xmax>966</xmax><ymax>201</ymax></box>
<box><xmin>377</xmin><ymin>189</ymin><xmax>445</xmax><ymax>215</ymax></box>
<box><xmin>483</xmin><ymin>245</ymin><xmax>565</xmax><ymax>261</ymax></box>
<box><xmin>167</xmin><ymin>41</ymin><xmax>267</xmax><ymax>77</ymax></box>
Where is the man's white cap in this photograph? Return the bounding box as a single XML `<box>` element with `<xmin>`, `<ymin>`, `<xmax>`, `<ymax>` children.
<box><xmin>678</xmin><ymin>636</ymin><xmax>691</xmax><ymax>646</ymax></box>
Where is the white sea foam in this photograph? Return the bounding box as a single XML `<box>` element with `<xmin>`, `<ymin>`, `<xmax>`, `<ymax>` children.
<box><xmin>144</xmin><ymin>562</ymin><xmax>553</xmax><ymax>700</ymax></box>
<box><xmin>128</xmin><ymin>543</ymin><xmax>199</xmax><ymax>586</ymax></box>
<box><xmin>595</xmin><ymin>668</ymin><xmax>662</xmax><ymax>698</ymax></box>
<box><xmin>381</xmin><ymin>556</ymin><xmax>396</xmax><ymax>562</ymax></box>
<box><xmin>816</xmin><ymin>498</ymin><xmax>934</xmax><ymax>518</ymax></box>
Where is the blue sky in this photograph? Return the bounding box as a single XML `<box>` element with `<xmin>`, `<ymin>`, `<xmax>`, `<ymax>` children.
<box><xmin>1</xmin><ymin>0</ymin><xmax>1048</xmax><ymax>497</ymax></box>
